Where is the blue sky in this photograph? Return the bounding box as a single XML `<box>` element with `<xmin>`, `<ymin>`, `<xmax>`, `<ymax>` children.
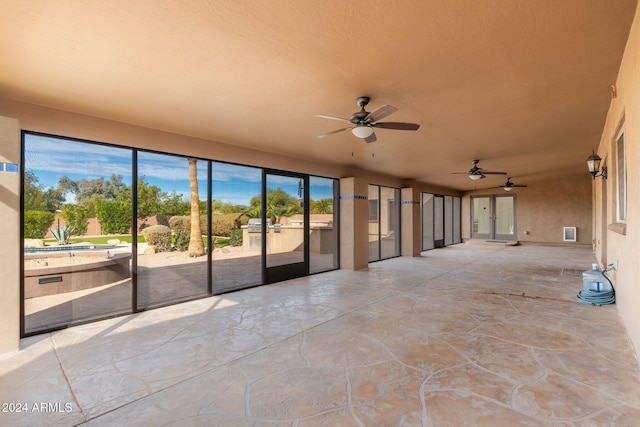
<box><xmin>25</xmin><ymin>134</ymin><xmax>334</xmax><ymax>206</ymax></box>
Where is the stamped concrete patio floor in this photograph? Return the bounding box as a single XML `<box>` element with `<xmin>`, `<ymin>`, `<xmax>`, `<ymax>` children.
<box><xmin>2</xmin><ymin>243</ymin><xmax>640</xmax><ymax>426</ymax></box>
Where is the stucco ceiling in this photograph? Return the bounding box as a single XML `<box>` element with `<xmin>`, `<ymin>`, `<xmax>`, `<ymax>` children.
<box><xmin>0</xmin><ymin>0</ymin><xmax>636</xmax><ymax>190</ymax></box>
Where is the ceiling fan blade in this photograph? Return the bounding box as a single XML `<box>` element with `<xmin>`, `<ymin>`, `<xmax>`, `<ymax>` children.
<box><xmin>482</xmin><ymin>171</ymin><xmax>508</xmax><ymax>175</ymax></box>
<box><xmin>317</xmin><ymin>127</ymin><xmax>351</xmax><ymax>138</ymax></box>
<box><xmin>513</xmin><ymin>184</ymin><xmax>528</xmax><ymax>187</ymax></box>
<box><xmin>315</xmin><ymin>114</ymin><xmax>351</xmax><ymax>123</ymax></box>
<box><xmin>364</xmin><ymin>132</ymin><xmax>377</xmax><ymax>143</ymax></box>
<box><xmin>366</xmin><ymin>104</ymin><xmax>397</xmax><ymax>122</ymax></box>
<box><xmin>373</xmin><ymin>122</ymin><xmax>420</xmax><ymax>131</ymax></box>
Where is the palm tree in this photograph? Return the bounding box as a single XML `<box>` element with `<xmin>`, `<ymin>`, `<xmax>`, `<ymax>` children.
<box><xmin>269</xmin><ymin>203</ymin><xmax>297</xmax><ymax>224</ymax></box>
<box><xmin>312</xmin><ymin>198</ymin><xmax>333</xmax><ymax>214</ymax></box>
<box><xmin>187</xmin><ymin>158</ymin><xmax>205</xmax><ymax>257</ymax></box>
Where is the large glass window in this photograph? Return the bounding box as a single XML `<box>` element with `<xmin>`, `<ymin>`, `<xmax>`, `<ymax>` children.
<box><xmin>368</xmin><ymin>184</ymin><xmax>400</xmax><ymax>262</ymax></box>
<box><xmin>444</xmin><ymin>196</ymin><xmax>453</xmax><ymax>246</ymax></box>
<box><xmin>309</xmin><ymin>176</ymin><xmax>339</xmax><ymax>274</ymax></box>
<box><xmin>421</xmin><ymin>193</ymin><xmax>434</xmax><ymax>250</ymax></box>
<box><xmin>434</xmin><ymin>195</ymin><xmax>444</xmax><ymax>247</ymax></box>
<box><xmin>22</xmin><ymin>132</ymin><xmax>340</xmax><ymax>334</ymax></box>
<box><xmin>380</xmin><ymin>186</ymin><xmax>400</xmax><ymax>259</ymax></box>
<box><xmin>495</xmin><ymin>195</ymin><xmax>515</xmax><ymax>237</ymax></box>
<box><xmin>211</xmin><ymin>162</ymin><xmax>263</xmax><ymax>293</ymax></box>
<box><xmin>136</xmin><ymin>152</ymin><xmax>209</xmax><ymax>309</ymax></box>
<box><xmin>23</xmin><ymin>134</ymin><xmax>133</xmax><ymax>334</ymax></box>
<box><xmin>453</xmin><ymin>196</ymin><xmax>461</xmax><ymax>244</ymax></box>
<box><xmin>422</xmin><ymin>193</ymin><xmax>461</xmax><ymax>250</ymax></box>
<box><xmin>368</xmin><ymin>185</ymin><xmax>380</xmax><ymax>262</ymax></box>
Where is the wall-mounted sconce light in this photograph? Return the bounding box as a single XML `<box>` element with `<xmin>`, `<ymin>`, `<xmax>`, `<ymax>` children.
<box><xmin>586</xmin><ymin>150</ymin><xmax>607</xmax><ymax>179</ymax></box>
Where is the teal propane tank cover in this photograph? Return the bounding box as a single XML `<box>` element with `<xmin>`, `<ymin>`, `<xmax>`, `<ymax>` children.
<box><xmin>582</xmin><ymin>266</ymin><xmax>612</xmax><ymax>292</ymax></box>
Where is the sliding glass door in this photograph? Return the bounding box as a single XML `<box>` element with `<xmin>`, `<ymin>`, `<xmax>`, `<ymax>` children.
<box><xmin>264</xmin><ymin>171</ymin><xmax>308</xmax><ymax>284</ymax></box>
<box><xmin>422</xmin><ymin>192</ymin><xmax>461</xmax><ymax>251</ymax></box>
<box><xmin>211</xmin><ymin>162</ymin><xmax>263</xmax><ymax>293</ymax></box>
<box><xmin>23</xmin><ymin>134</ymin><xmax>133</xmax><ymax>333</ymax></box>
<box><xmin>309</xmin><ymin>176</ymin><xmax>339</xmax><ymax>274</ymax></box>
<box><xmin>368</xmin><ymin>184</ymin><xmax>400</xmax><ymax>262</ymax></box>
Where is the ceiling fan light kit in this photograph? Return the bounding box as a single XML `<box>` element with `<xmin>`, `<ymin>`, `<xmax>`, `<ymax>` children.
<box><xmin>316</xmin><ymin>96</ymin><xmax>420</xmax><ymax>143</ymax></box>
<box><xmin>495</xmin><ymin>177</ymin><xmax>528</xmax><ymax>191</ymax></box>
<box><xmin>450</xmin><ymin>160</ymin><xmax>527</xmax><ymax>191</ymax></box>
<box><xmin>451</xmin><ymin>159</ymin><xmax>507</xmax><ymax>180</ymax></box>
<box><xmin>352</xmin><ymin>125</ymin><xmax>374</xmax><ymax>138</ymax></box>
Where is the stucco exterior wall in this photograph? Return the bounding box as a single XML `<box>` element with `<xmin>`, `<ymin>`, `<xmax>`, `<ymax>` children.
<box><xmin>462</xmin><ymin>174</ymin><xmax>592</xmax><ymax>245</ymax></box>
<box><xmin>0</xmin><ymin>116</ymin><xmax>21</xmax><ymax>354</ymax></box>
<box><xmin>594</xmin><ymin>3</ymin><xmax>640</xmax><ymax>359</ymax></box>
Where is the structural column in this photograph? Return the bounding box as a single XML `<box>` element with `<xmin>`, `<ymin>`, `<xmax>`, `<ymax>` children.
<box><xmin>340</xmin><ymin>177</ymin><xmax>369</xmax><ymax>270</ymax></box>
<box><xmin>401</xmin><ymin>187</ymin><xmax>422</xmax><ymax>257</ymax></box>
<box><xmin>0</xmin><ymin>116</ymin><xmax>21</xmax><ymax>354</ymax></box>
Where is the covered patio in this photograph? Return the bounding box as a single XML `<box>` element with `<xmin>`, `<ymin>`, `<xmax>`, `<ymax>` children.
<box><xmin>2</xmin><ymin>243</ymin><xmax>639</xmax><ymax>425</ymax></box>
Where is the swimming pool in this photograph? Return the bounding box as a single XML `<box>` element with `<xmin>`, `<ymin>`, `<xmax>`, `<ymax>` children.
<box><xmin>24</xmin><ymin>244</ymin><xmax>119</xmax><ymax>253</ymax></box>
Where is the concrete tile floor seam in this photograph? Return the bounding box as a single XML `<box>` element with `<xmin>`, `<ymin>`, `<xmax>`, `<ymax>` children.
<box><xmin>50</xmin><ymin>332</ymin><xmax>88</xmax><ymax>424</ymax></box>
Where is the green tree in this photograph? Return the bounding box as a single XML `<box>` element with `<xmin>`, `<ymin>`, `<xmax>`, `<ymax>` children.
<box><xmin>160</xmin><ymin>191</ymin><xmax>190</xmax><ymax>216</ymax></box>
<box><xmin>249</xmin><ymin>187</ymin><xmax>301</xmax><ymax>224</ymax></box>
<box><xmin>95</xmin><ymin>200</ymin><xmax>132</xmax><ymax>234</ymax></box>
<box><xmin>72</xmin><ymin>174</ymin><xmax>127</xmax><ymax>202</ymax></box>
<box><xmin>251</xmin><ymin>188</ymin><xmax>301</xmax><ymax>210</ymax></box>
<box><xmin>310</xmin><ymin>198</ymin><xmax>333</xmax><ymax>214</ymax></box>
<box><xmin>243</xmin><ymin>206</ymin><xmax>261</xmax><ymax>218</ymax></box>
<box><xmin>212</xmin><ymin>199</ymin><xmax>240</xmax><ymax>214</ymax></box>
<box><xmin>268</xmin><ymin>203</ymin><xmax>298</xmax><ymax>224</ymax></box>
<box><xmin>76</xmin><ymin>195</ymin><xmax>102</xmax><ymax>218</ymax></box>
<box><xmin>24</xmin><ymin>171</ymin><xmax>66</xmax><ymax>211</ymax></box>
<box><xmin>43</xmin><ymin>186</ymin><xmax>66</xmax><ymax>212</ymax></box>
<box><xmin>57</xmin><ymin>175</ymin><xmax>79</xmax><ymax>194</ymax></box>
<box><xmin>118</xmin><ymin>176</ymin><xmax>165</xmax><ymax>229</ymax></box>
<box><xmin>24</xmin><ymin>171</ymin><xmax>47</xmax><ymax>211</ymax></box>
<box><xmin>61</xmin><ymin>203</ymin><xmax>90</xmax><ymax>235</ymax></box>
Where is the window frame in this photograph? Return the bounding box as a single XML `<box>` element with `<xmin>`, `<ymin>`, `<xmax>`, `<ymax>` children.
<box><xmin>616</xmin><ymin>127</ymin><xmax>626</xmax><ymax>223</ymax></box>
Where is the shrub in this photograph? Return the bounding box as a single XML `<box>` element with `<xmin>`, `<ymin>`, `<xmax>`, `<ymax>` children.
<box><xmin>96</xmin><ymin>200</ymin><xmax>132</xmax><ymax>234</ymax></box>
<box><xmin>155</xmin><ymin>214</ymin><xmax>171</xmax><ymax>227</ymax></box>
<box><xmin>211</xmin><ymin>213</ymin><xmax>242</xmax><ymax>237</ymax></box>
<box><xmin>199</xmin><ymin>216</ymin><xmax>208</xmax><ymax>235</ymax></box>
<box><xmin>173</xmin><ymin>229</ymin><xmax>190</xmax><ymax>252</ymax></box>
<box><xmin>169</xmin><ymin>215</ymin><xmax>189</xmax><ymax>232</ymax></box>
<box><xmin>141</xmin><ymin>225</ymin><xmax>172</xmax><ymax>252</ymax></box>
<box><xmin>229</xmin><ymin>229</ymin><xmax>243</xmax><ymax>247</ymax></box>
<box><xmin>24</xmin><ymin>210</ymin><xmax>55</xmax><ymax>239</ymax></box>
<box><xmin>61</xmin><ymin>204</ymin><xmax>89</xmax><ymax>235</ymax></box>
<box><xmin>169</xmin><ymin>215</ymin><xmax>210</xmax><ymax>235</ymax></box>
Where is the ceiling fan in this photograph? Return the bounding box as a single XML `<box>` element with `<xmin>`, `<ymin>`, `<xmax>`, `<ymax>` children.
<box><xmin>491</xmin><ymin>177</ymin><xmax>528</xmax><ymax>191</ymax></box>
<box><xmin>316</xmin><ymin>96</ymin><xmax>420</xmax><ymax>143</ymax></box>
<box><xmin>451</xmin><ymin>159</ymin><xmax>507</xmax><ymax>180</ymax></box>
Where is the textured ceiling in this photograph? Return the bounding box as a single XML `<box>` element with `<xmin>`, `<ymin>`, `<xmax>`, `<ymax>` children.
<box><xmin>0</xmin><ymin>0</ymin><xmax>636</xmax><ymax>190</ymax></box>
